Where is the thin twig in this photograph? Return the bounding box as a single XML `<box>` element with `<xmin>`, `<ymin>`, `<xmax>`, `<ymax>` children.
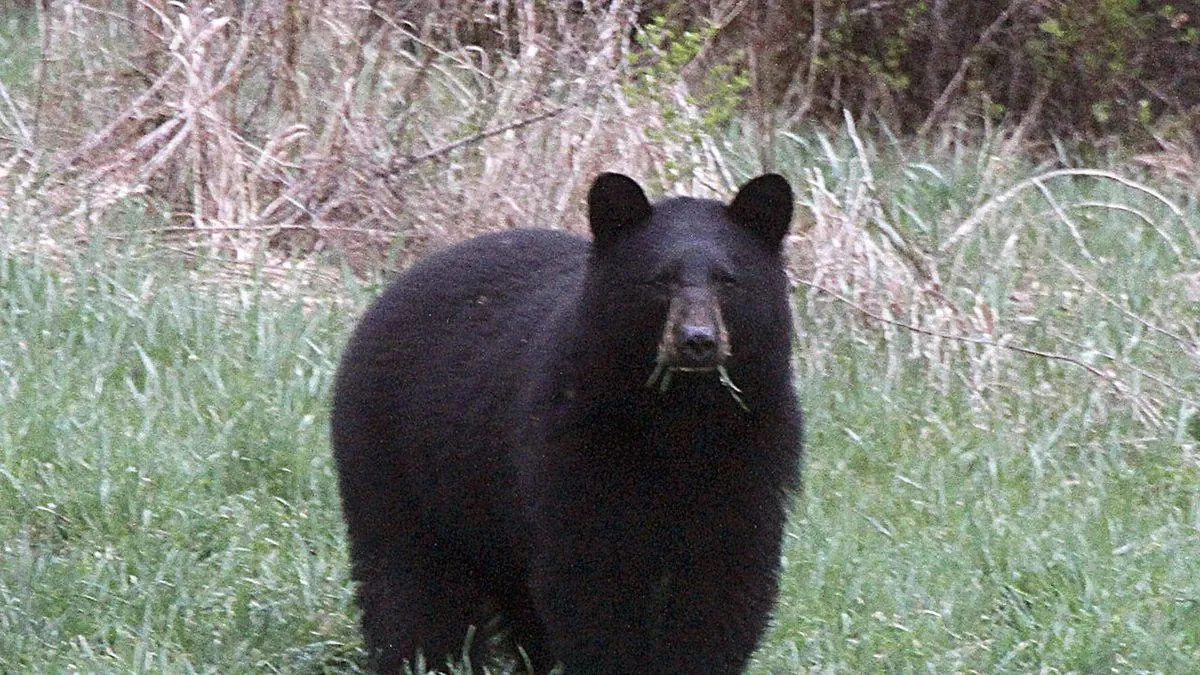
<box><xmin>1070</xmin><ymin>201</ymin><xmax>1184</xmax><ymax>259</ymax></box>
<box><xmin>373</xmin><ymin>12</ymin><xmax>497</xmax><ymax>84</ymax></box>
<box><xmin>0</xmin><ymin>80</ymin><xmax>31</xmax><ymax>147</ymax></box>
<box><xmin>789</xmin><ymin>0</ymin><xmax>823</xmax><ymax>125</ymax></box>
<box><xmin>136</xmin><ymin>224</ymin><xmax>397</xmax><ymax>237</ymax></box>
<box><xmin>843</xmin><ymin>110</ymin><xmax>935</xmax><ymax>281</ymax></box>
<box><xmin>941</xmin><ymin>168</ymin><xmax>1188</xmax><ymax>254</ymax></box>
<box><xmin>1047</xmin><ymin>332</ymin><xmax>1170</xmax><ymax>427</ymax></box>
<box><xmin>1033</xmin><ymin>177</ymin><xmax>1094</xmax><ymax>263</ymax></box>
<box><xmin>32</xmin><ymin>0</ymin><xmax>49</xmax><ymax>140</ymax></box>
<box><xmin>1051</xmin><ymin>252</ymin><xmax>1195</xmax><ymax>356</ymax></box>
<box><xmin>798</xmin><ymin>277</ymin><xmax>1115</xmax><ymax>384</ymax></box>
<box><xmin>389</xmin><ymin>104</ymin><xmax>574</xmax><ymax>173</ymax></box>
<box><xmin>56</xmin><ymin>59</ymin><xmax>183</xmax><ymax>171</ymax></box>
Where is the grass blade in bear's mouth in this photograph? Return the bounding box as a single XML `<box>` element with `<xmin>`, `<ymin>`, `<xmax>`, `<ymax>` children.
<box><xmin>645</xmin><ymin>355</ymin><xmax>750</xmax><ymax>412</ymax></box>
<box><xmin>717</xmin><ymin>365</ymin><xmax>750</xmax><ymax>412</ymax></box>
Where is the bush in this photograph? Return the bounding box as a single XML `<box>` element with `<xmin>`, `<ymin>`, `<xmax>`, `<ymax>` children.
<box><xmin>651</xmin><ymin>0</ymin><xmax>1200</xmax><ymax>138</ymax></box>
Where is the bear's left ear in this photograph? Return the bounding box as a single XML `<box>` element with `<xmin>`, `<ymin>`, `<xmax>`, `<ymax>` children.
<box><xmin>728</xmin><ymin>173</ymin><xmax>793</xmax><ymax>248</ymax></box>
<box><xmin>588</xmin><ymin>173</ymin><xmax>652</xmax><ymax>251</ymax></box>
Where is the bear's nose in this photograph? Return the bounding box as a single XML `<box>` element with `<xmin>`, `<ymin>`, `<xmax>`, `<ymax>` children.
<box><xmin>679</xmin><ymin>324</ymin><xmax>719</xmax><ymax>365</ymax></box>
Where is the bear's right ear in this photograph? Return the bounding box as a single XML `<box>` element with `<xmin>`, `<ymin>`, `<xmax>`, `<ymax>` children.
<box><xmin>588</xmin><ymin>173</ymin><xmax>651</xmax><ymax>250</ymax></box>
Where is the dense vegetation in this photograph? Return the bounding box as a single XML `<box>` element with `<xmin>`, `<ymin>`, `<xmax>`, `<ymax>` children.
<box><xmin>645</xmin><ymin>0</ymin><xmax>1200</xmax><ymax>138</ymax></box>
<box><xmin>1</xmin><ymin>2</ymin><xmax>1198</xmax><ymax>672</ymax></box>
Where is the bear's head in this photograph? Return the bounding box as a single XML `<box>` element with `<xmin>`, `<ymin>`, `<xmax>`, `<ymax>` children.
<box><xmin>583</xmin><ymin>172</ymin><xmax>794</xmax><ymax>408</ymax></box>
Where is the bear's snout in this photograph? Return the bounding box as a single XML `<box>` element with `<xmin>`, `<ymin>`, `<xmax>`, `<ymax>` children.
<box><xmin>679</xmin><ymin>323</ymin><xmax>719</xmax><ymax>364</ymax></box>
<box><xmin>659</xmin><ymin>289</ymin><xmax>730</xmax><ymax>370</ymax></box>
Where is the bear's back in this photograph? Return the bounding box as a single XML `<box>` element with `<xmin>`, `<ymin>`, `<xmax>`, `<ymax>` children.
<box><xmin>338</xmin><ymin>228</ymin><xmax>585</xmax><ymax>381</ymax></box>
<box><xmin>359</xmin><ymin>228</ymin><xmax>585</xmax><ymax>340</ymax></box>
<box><xmin>330</xmin><ymin>229</ymin><xmax>587</xmax><ymax>563</ymax></box>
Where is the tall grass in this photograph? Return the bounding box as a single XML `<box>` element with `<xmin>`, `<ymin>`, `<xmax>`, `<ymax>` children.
<box><xmin>763</xmin><ymin>368</ymin><xmax>1200</xmax><ymax>672</ymax></box>
<box><xmin>0</xmin><ymin>238</ymin><xmax>363</xmax><ymax>672</ymax></box>
<box><xmin>1</xmin><ymin>2</ymin><xmax>1198</xmax><ymax>673</ymax></box>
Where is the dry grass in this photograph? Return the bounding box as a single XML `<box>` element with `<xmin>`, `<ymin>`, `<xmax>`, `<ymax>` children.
<box><xmin>1</xmin><ymin>0</ymin><xmax>749</xmax><ymax>268</ymax></box>
<box><xmin>783</xmin><ymin>118</ymin><xmax>1198</xmax><ymax>435</ymax></box>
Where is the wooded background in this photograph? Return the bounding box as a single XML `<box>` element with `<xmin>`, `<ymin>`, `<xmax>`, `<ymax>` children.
<box><xmin>1</xmin><ymin>0</ymin><xmax>1197</xmax><ymax>259</ymax></box>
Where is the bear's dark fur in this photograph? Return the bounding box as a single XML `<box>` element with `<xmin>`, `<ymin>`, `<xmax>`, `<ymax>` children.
<box><xmin>330</xmin><ymin>173</ymin><xmax>803</xmax><ymax>674</ymax></box>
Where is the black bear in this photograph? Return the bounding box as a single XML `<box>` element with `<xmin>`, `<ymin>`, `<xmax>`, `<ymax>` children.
<box><xmin>330</xmin><ymin>173</ymin><xmax>803</xmax><ymax>674</ymax></box>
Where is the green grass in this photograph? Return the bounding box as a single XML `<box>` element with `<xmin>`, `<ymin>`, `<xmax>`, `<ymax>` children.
<box><xmin>756</xmin><ymin>362</ymin><xmax>1200</xmax><ymax>672</ymax></box>
<box><xmin>2</xmin><ymin>138</ymin><xmax>1199</xmax><ymax>673</ymax></box>
<box><xmin>0</xmin><ymin>241</ymin><xmax>363</xmax><ymax>672</ymax></box>
<box><xmin>0</xmin><ymin>8</ymin><xmax>40</xmax><ymax>103</ymax></box>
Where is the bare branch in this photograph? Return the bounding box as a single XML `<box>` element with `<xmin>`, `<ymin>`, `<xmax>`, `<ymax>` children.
<box><xmin>1033</xmin><ymin>177</ymin><xmax>1094</xmax><ymax>263</ymax></box>
<box><xmin>388</xmin><ymin>104</ymin><xmax>575</xmax><ymax>174</ymax></box>
<box><xmin>917</xmin><ymin>0</ymin><xmax>1027</xmax><ymax>137</ymax></box>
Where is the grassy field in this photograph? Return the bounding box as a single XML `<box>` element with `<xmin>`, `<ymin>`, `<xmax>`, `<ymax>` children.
<box><xmin>2</xmin><ymin>131</ymin><xmax>1198</xmax><ymax>674</ymax></box>
<box><xmin>0</xmin><ymin>237</ymin><xmax>364</xmax><ymax>671</ymax></box>
<box><xmin>2</xmin><ymin>3</ymin><xmax>1199</xmax><ymax>672</ymax></box>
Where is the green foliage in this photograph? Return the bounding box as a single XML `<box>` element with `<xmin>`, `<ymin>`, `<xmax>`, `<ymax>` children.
<box><xmin>822</xmin><ymin>0</ymin><xmax>922</xmax><ymax>97</ymax></box>
<box><xmin>748</xmin><ymin>128</ymin><xmax>1200</xmax><ymax>672</ymax></box>
<box><xmin>625</xmin><ymin>16</ymin><xmax>749</xmax><ymax>182</ymax></box>
<box><xmin>737</xmin><ymin>0</ymin><xmax>1200</xmax><ymax>137</ymax></box>
<box><xmin>754</xmin><ymin>326</ymin><xmax>1200</xmax><ymax>671</ymax></box>
<box><xmin>757</xmin><ymin>368</ymin><xmax>1200</xmax><ymax>672</ymax></box>
<box><xmin>1187</xmin><ymin>411</ymin><xmax>1200</xmax><ymax>443</ymax></box>
<box><xmin>1024</xmin><ymin>0</ymin><xmax>1155</xmax><ymax>129</ymax></box>
<box><xmin>0</xmin><ymin>9</ymin><xmax>39</xmax><ymax>93</ymax></box>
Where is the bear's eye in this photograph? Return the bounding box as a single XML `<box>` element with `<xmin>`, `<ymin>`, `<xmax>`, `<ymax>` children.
<box><xmin>641</xmin><ymin>271</ymin><xmax>674</xmax><ymax>289</ymax></box>
<box><xmin>713</xmin><ymin>269</ymin><xmax>738</xmax><ymax>288</ymax></box>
